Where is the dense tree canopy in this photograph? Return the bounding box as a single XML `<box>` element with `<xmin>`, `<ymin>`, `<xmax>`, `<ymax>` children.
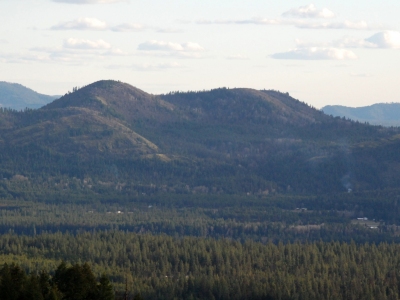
<box><xmin>0</xmin><ymin>262</ymin><xmax>114</xmax><ymax>300</ymax></box>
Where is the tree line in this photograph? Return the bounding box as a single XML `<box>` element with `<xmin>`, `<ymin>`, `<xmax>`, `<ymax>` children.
<box><xmin>2</xmin><ymin>231</ymin><xmax>400</xmax><ymax>299</ymax></box>
<box><xmin>0</xmin><ymin>262</ymin><xmax>114</xmax><ymax>300</ymax></box>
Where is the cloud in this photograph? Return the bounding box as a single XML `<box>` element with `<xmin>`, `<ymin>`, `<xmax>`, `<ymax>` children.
<box><xmin>104</xmin><ymin>48</ymin><xmax>128</xmax><ymax>56</ymax></box>
<box><xmin>271</xmin><ymin>47</ymin><xmax>357</xmax><ymax>60</ymax></box>
<box><xmin>138</xmin><ymin>40</ymin><xmax>204</xmax><ymax>52</ymax></box>
<box><xmin>331</xmin><ymin>36</ymin><xmax>377</xmax><ymax>48</ymax></box>
<box><xmin>0</xmin><ymin>53</ymin><xmax>50</xmax><ymax>64</ymax></box>
<box><xmin>111</xmin><ymin>23</ymin><xmax>147</xmax><ymax>32</ymax></box>
<box><xmin>295</xmin><ymin>37</ymin><xmax>376</xmax><ymax>49</ymax></box>
<box><xmin>297</xmin><ymin>20</ymin><xmax>372</xmax><ymax>30</ymax></box>
<box><xmin>51</xmin><ymin>17</ymin><xmax>108</xmax><ymax>30</ymax></box>
<box><xmin>196</xmin><ymin>18</ymin><xmax>282</xmax><ymax>25</ymax></box>
<box><xmin>52</xmin><ymin>0</ymin><xmax>126</xmax><ymax>4</ymax></box>
<box><xmin>137</xmin><ymin>40</ymin><xmax>205</xmax><ymax>58</ymax></box>
<box><xmin>63</xmin><ymin>38</ymin><xmax>111</xmax><ymax>49</ymax></box>
<box><xmin>0</xmin><ymin>50</ymin><xmax>88</xmax><ymax>65</ymax></box>
<box><xmin>295</xmin><ymin>31</ymin><xmax>400</xmax><ymax>50</ymax></box>
<box><xmin>197</xmin><ymin>18</ymin><xmax>380</xmax><ymax>31</ymax></box>
<box><xmin>51</xmin><ymin>19</ymin><xmax>177</xmax><ymax>34</ymax></box>
<box><xmin>282</xmin><ymin>4</ymin><xmax>335</xmax><ymax>19</ymax></box>
<box><xmin>16</xmin><ymin>37</ymin><xmax>126</xmax><ymax>65</ymax></box>
<box><xmin>366</xmin><ymin>31</ymin><xmax>400</xmax><ymax>49</ymax></box>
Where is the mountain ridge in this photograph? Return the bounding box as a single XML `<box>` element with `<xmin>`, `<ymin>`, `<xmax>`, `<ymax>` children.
<box><xmin>0</xmin><ymin>81</ymin><xmax>60</xmax><ymax>110</ymax></box>
<box><xmin>322</xmin><ymin>103</ymin><xmax>400</xmax><ymax>126</ymax></box>
<box><xmin>1</xmin><ymin>79</ymin><xmax>400</xmax><ymax>195</ymax></box>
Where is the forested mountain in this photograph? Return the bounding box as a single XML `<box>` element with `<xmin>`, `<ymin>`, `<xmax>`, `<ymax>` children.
<box><xmin>3</xmin><ymin>80</ymin><xmax>400</xmax><ymax>299</ymax></box>
<box><xmin>0</xmin><ymin>82</ymin><xmax>59</xmax><ymax>110</ymax></box>
<box><xmin>322</xmin><ymin>103</ymin><xmax>400</xmax><ymax>126</ymax></box>
<box><xmin>1</xmin><ymin>79</ymin><xmax>400</xmax><ymax>196</ymax></box>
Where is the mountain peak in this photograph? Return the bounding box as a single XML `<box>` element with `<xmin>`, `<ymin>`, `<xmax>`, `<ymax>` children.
<box><xmin>44</xmin><ymin>80</ymin><xmax>144</xmax><ymax>109</ymax></box>
<box><xmin>43</xmin><ymin>80</ymin><xmax>177</xmax><ymax>123</ymax></box>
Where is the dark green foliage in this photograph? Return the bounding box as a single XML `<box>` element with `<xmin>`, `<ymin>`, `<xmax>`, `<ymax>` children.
<box><xmin>97</xmin><ymin>274</ymin><xmax>115</xmax><ymax>300</ymax></box>
<box><xmin>2</xmin><ymin>193</ymin><xmax>400</xmax><ymax>244</ymax></box>
<box><xmin>133</xmin><ymin>294</ymin><xmax>144</xmax><ymax>300</ymax></box>
<box><xmin>54</xmin><ymin>262</ymin><xmax>98</xmax><ymax>300</ymax></box>
<box><xmin>0</xmin><ymin>262</ymin><xmax>114</xmax><ymax>300</ymax></box>
<box><xmin>3</xmin><ymin>233</ymin><xmax>400</xmax><ymax>299</ymax></box>
<box><xmin>0</xmin><ymin>263</ymin><xmax>25</xmax><ymax>300</ymax></box>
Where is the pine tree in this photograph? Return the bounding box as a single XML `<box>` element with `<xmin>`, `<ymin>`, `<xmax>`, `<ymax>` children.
<box><xmin>97</xmin><ymin>274</ymin><xmax>115</xmax><ymax>300</ymax></box>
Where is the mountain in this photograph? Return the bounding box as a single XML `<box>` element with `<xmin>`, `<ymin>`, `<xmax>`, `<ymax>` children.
<box><xmin>0</xmin><ymin>81</ymin><xmax>60</xmax><ymax>110</ymax></box>
<box><xmin>1</xmin><ymin>80</ymin><xmax>400</xmax><ymax>197</ymax></box>
<box><xmin>322</xmin><ymin>103</ymin><xmax>400</xmax><ymax>126</ymax></box>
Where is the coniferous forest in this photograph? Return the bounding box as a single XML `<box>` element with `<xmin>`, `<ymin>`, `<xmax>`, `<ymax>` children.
<box><xmin>2</xmin><ymin>80</ymin><xmax>400</xmax><ymax>299</ymax></box>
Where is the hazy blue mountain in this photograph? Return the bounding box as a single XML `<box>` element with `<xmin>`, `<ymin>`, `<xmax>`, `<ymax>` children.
<box><xmin>322</xmin><ymin>103</ymin><xmax>400</xmax><ymax>126</ymax></box>
<box><xmin>0</xmin><ymin>81</ymin><xmax>60</xmax><ymax>110</ymax></box>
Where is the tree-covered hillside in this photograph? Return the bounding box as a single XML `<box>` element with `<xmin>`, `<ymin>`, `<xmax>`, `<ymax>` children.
<box><xmin>1</xmin><ymin>80</ymin><xmax>400</xmax><ymax>196</ymax></box>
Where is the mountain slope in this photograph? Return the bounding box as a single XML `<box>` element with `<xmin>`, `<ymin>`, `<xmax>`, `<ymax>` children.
<box><xmin>1</xmin><ymin>80</ymin><xmax>400</xmax><ymax>195</ymax></box>
<box><xmin>0</xmin><ymin>82</ymin><xmax>59</xmax><ymax>110</ymax></box>
<box><xmin>44</xmin><ymin>80</ymin><xmax>177</xmax><ymax>123</ymax></box>
<box><xmin>322</xmin><ymin>103</ymin><xmax>400</xmax><ymax>126</ymax></box>
<box><xmin>5</xmin><ymin>107</ymin><xmax>159</xmax><ymax>158</ymax></box>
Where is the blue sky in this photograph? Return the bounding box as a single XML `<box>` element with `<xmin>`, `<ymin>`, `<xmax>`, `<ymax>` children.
<box><xmin>0</xmin><ymin>0</ymin><xmax>399</xmax><ymax>108</ymax></box>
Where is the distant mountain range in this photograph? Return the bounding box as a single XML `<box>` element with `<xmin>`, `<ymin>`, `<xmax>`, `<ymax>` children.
<box><xmin>322</xmin><ymin>103</ymin><xmax>400</xmax><ymax>126</ymax></box>
<box><xmin>0</xmin><ymin>81</ymin><xmax>60</xmax><ymax>110</ymax></box>
<box><xmin>1</xmin><ymin>80</ymin><xmax>400</xmax><ymax>196</ymax></box>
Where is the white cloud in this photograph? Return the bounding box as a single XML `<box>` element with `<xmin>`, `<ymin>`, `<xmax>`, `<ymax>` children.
<box><xmin>271</xmin><ymin>47</ymin><xmax>357</xmax><ymax>60</ymax></box>
<box><xmin>52</xmin><ymin>0</ymin><xmax>126</xmax><ymax>4</ymax></box>
<box><xmin>196</xmin><ymin>18</ymin><xmax>282</xmax><ymax>25</ymax></box>
<box><xmin>282</xmin><ymin>4</ymin><xmax>335</xmax><ymax>19</ymax></box>
<box><xmin>18</xmin><ymin>37</ymin><xmax>125</xmax><ymax>65</ymax></box>
<box><xmin>51</xmin><ymin>19</ymin><xmax>178</xmax><ymax>34</ymax></box>
<box><xmin>137</xmin><ymin>40</ymin><xmax>204</xmax><ymax>58</ymax></box>
<box><xmin>295</xmin><ymin>37</ymin><xmax>376</xmax><ymax>49</ymax></box>
<box><xmin>332</xmin><ymin>36</ymin><xmax>377</xmax><ymax>48</ymax></box>
<box><xmin>138</xmin><ymin>41</ymin><xmax>184</xmax><ymax>51</ymax></box>
<box><xmin>295</xmin><ymin>32</ymin><xmax>400</xmax><ymax>50</ymax></box>
<box><xmin>104</xmin><ymin>48</ymin><xmax>128</xmax><ymax>56</ymax></box>
<box><xmin>366</xmin><ymin>31</ymin><xmax>400</xmax><ymax>49</ymax></box>
<box><xmin>63</xmin><ymin>38</ymin><xmax>111</xmax><ymax>49</ymax></box>
<box><xmin>111</xmin><ymin>23</ymin><xmax>147</xmax><ymax>32</ymax></box>
<box><xmin>51</xmin><ymin>17</ymin><xmax>108</xmax><ymax>30</ymax></box>
<box><xmin>197</xmin><ymin>18</ymin><xmax>380</xmax><ymax>31</ymax></box>
<box><xmin>297</xmin><ymin>20</ymin><xmax>372</xmax><ymax>30</ymax></box>
<box><xmin>181</xmin><ymin>42</ymin><xmax>204</xmax><ymax>52</ymax></box>
<box><xmin>0</xmin><ymin>53</ymin><xmax>50</xmax><ymax>64</ymax></box>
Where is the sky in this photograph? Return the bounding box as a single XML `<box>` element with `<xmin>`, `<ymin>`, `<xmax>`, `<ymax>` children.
<box><xmin>0</xmin><ymin>0</ymin><xmax>399</xmax><ymax>108</ymax></box>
